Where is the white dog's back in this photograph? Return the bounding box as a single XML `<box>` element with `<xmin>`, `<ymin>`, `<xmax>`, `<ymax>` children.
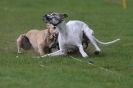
<box><xmin>66</xmin><ymin>20</ymin><xmax>120</xmax><ymax>45</ymax></box>
<box><xmin>66</xmin><ymin>20</ymin><xmax>94</xmax><ymax>34</ymax></box>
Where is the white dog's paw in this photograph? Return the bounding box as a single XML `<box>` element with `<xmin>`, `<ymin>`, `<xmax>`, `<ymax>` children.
<box><xmin>82</xmin><ymin>54</ymin><xmax>88</xmax><ymax>58</ymax></box>
<box><xmin>41</xmin><ymin>54</ymin><xmax>49</xmax><ymax>58</ymax></box>
<box><xmin>83</xmin><ymin>55</ymin><xmax>88</xmax><ymax>58</ymax></box>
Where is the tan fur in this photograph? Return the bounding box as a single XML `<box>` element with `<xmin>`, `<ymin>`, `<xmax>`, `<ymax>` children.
<box><xmin>17</xmin><ymin>25</ymin><xmax>58</xmax><ymax>56</ymax></box>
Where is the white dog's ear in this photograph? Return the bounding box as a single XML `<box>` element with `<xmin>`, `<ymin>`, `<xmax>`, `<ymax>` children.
<box><xmin>61</xmin><ymin>13</ymin><xmax>68</xmax><ymax>19</ymax></box>
<box><xmin>63</xmin><ymin>13</ymin><xmax>68</xmax><ymax>18</ymax></box>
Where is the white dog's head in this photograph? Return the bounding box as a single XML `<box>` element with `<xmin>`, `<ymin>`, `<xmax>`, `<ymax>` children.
<box><xmin>43</xmin><ymin>12</ymin><xmax>68</xmax><ymax>26</ymax></box>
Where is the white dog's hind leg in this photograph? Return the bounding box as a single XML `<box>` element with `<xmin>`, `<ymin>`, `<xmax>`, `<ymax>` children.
<box><xmin>83</xmin><ymin>30</ymin><xmax>101</xmax><ymax>53</ymax></box>
<box><xmin>77</xmin><ymin>44</ymin><xmax>88</xmax><ymax>58</ymax></box>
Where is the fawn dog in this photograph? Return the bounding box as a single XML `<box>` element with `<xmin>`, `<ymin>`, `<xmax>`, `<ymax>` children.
<box><xmin>16</xmin><ymin>24</ymin><xmax>58</xmax><ymax>55</ymax></box>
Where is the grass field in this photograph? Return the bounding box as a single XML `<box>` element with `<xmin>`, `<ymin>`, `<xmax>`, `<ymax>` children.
<box><xmin>0</xmin><ymin>0</ymin><xmax>133</xmax><ymax>88</ymax></box>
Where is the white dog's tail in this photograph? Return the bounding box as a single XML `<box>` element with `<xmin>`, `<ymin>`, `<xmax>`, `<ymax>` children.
<box><xmin>93</xmin><ymin>36</ymin><xmax>120</xmax><ymax>45</ymax></box>
<box><xmin>83</xmin><ymin>24</ymin><xmax>120</xmax><ymax>46</ymax></box>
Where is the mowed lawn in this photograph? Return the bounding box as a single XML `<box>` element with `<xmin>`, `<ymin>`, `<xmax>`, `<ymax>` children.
<box><xmin>0</xmin><ymin>0</ymin><xmax>133</xmax><ymax>88</ymax></box>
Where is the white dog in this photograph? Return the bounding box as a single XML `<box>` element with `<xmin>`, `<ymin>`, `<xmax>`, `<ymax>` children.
<box><xmin>41</xmin><ymin>12</ymin><xmax>120</xmax><ymax>58</ymax></box>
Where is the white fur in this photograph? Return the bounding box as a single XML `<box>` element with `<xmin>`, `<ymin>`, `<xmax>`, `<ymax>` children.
<box><xmin>41</xmin><ymin>20</ymin><xmax>120</xmax><ymax>58</ymax></box>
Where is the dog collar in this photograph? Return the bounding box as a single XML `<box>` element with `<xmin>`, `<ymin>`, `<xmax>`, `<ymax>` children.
<box><xmin>53</xmin><ymin>20</ymin><xmax>63</xmax><ymax>26</ymax></box>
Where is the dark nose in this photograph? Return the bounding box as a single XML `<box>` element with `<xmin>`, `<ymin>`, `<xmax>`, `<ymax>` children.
<box><xmin>53</xmin><ymin>26</ymin><xmax>56</xmax><ymax>29</ymax></box>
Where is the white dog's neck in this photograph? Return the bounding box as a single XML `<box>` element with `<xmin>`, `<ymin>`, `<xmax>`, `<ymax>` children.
<box><xmin>57</xmin><ymin>21</ymin><xmax>68</xmax><ymax>36</ymax></box>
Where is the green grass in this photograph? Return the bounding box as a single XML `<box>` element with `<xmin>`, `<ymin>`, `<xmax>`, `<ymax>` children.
<box><xmin>0</xmin><ymin>0</ymin><xmax>133</xmax><ymax>88</ymax></box>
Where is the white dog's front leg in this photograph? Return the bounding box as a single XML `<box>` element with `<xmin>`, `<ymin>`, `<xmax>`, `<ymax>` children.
<box><xmin>77</xmin><ymin>44</ymin><xmax>88</xmax><ymax>58</ymax></box>
<box><xmin>41</xmin><ymin>49</ymin><xmax>66</xmax><ymax>57</ymax></box>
